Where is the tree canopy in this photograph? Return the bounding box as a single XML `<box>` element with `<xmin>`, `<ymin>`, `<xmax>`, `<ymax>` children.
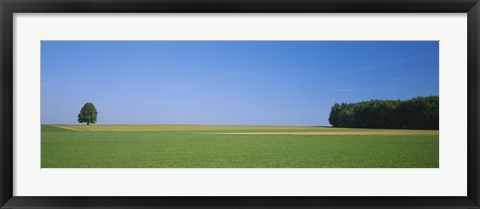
<box><xmin>328</xmin><ymin>96</ymin><xmax>439</xmax><ymax>130</ymax></box>
<box><xmin>78</xmin><ymin>102</ymin><xmax>97</xmax><ymax>125</ymax></box>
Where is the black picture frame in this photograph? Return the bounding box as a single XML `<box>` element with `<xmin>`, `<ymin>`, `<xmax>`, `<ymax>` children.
<box><xmin>1</xmin><ymin>0</ymin><xmax>479</xmax><ymax>208</ymax></box>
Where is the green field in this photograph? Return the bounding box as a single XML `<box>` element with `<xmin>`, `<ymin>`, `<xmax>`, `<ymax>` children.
<box><xmin>41</xmin><ymin>124</ymin><xmax>439</xmax><ymax>168</ymax></box>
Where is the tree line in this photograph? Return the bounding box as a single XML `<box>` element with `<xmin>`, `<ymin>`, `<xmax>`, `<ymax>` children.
<box><xmin>328</xmin><ymin>96</ymin><xmax>439</xmax><ymax>130</ymax></box>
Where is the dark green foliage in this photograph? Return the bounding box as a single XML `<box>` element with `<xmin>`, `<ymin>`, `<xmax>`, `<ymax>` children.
<box><xmin>77</xmin><ymin>102</ymin><xmax>97</xmax><ymax>125</ymax></box>
<box><xmin>329</xmin><ymin>96</ymin><xmax>439</xmax><ymax>130</ymax></box>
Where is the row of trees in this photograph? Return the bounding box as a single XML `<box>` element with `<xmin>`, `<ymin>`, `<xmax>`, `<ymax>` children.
<box><xmin>328</xmin><ymin>96</ymin><xmax>439</xmax><ymax>130</ymax></box>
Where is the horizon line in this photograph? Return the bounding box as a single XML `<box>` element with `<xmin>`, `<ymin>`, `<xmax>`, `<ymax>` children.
<box><xmin>42</xmin><ymin>123</ymin><xmax>332</xmax><ymax>127</ymax></box>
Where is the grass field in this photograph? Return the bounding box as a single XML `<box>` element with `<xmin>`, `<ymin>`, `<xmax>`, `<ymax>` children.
<box><xmin>41</xmin><ymin>124</ymin><xmax>439</xmax><ymax>168</ymax></box>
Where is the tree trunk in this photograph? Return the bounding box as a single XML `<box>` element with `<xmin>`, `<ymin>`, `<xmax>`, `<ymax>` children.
<box><xmin>87</xmin><ymin>122</ymin><xmax>90</xmax><ymax>125</ymax></box>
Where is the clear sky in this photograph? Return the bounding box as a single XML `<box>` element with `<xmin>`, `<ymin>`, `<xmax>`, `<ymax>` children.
<box><xmin>41</xmin><ymin>41</ymin><xmax>439</xmax><ymax>126</ymax></box>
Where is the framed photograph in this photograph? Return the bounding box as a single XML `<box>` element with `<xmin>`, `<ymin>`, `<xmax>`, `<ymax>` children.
<box><xmin>1</xmin><ymin>0</ymin><xmax>479</xmax><ymax>208</ymax></box>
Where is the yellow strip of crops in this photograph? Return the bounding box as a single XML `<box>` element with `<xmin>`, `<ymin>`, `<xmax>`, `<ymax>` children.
<box><xmin>50</xmin><ymin>124</ymin><xmax>438</xmax><ymax>136</ymax></box>
<box><xmin>210</xmin><ymin>130</ymin><xmax>439</xmax><ymax>136</ymax></box>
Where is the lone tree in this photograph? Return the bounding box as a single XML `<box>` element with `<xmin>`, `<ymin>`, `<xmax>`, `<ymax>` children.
<box><xmin>78</xmin><ymin>102</ymin><xmax>97</xmax><ymax>125</ymax></box>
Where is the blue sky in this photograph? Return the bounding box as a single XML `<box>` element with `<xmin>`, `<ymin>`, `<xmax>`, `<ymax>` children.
<box><xmin>41</xmin><ymin>41</ymin><xmax>439</xmax><ymax>126</ymax></box>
